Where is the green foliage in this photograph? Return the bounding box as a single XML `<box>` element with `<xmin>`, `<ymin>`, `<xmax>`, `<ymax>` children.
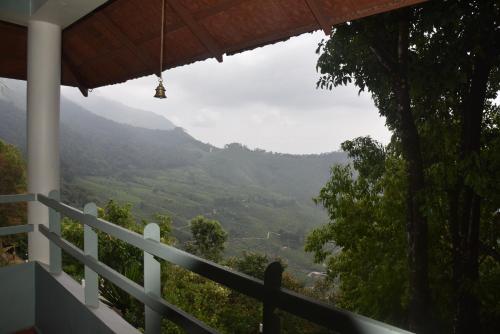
<box><xmin>229</xmin><ymin>251</ymin><xmax>269</xmax><ymax>280</ymax></box>
<box><xmin>307</xmin><ymin>138</ymin><xmax>409</xmax><ymax>326</ymax></box>
<box><xmin>340</xmin><ymin>137</ymin><xmax>386</xmax><ymax>181</ymax></box>
<box><xmin>62</xmin><ymin>200</ymin><xmax>174</xmax><ymax>330</ymax></box>
<box><xmin>218</xmin><ymin>252</ymin><xmax>266</xmax><ymax>333</ymax></box>
<box><xmin>309</xmin><ymin>97</ymin><xmax>499</xmax><ymax>331</ymax></box>
<box><xmin>161</xmin><ymin>265</ymin><xmax>230</xmax><ymax>333</ymax></box>
<box><xmin>0</xmin><ymin>139</ymin><xmax>26</xmax><ymax>225</ymax></box>
<box><xmin>308</xmin><ymin>136</ymin><xmax>500</xmax><ymax>331</ymax></box>
<box><xmin>0</xmin><ymin>139</ymin><xmax>27</xmax><ymax>264</ymax></box>
<box><xmin>186</xmin><ymin>215</ymin><xmax>227</xmax><ymax>262</ymax></box>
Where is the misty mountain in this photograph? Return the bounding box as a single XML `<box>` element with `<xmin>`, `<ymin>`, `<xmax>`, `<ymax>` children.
<box><xmin>0</xmin><ymin>86</ymin><xmax>347</xmax><ymax>276</ymax></box>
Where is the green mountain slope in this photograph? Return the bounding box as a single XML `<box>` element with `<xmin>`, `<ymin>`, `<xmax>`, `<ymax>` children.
<box><xmin>0</xmin><ymin>96</ymin><xmax>347</xmax><ymax>278</ymax></box>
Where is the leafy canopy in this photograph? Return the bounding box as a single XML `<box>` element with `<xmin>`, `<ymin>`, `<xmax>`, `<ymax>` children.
<box><xmin>186</xmin><ymin>215</ymin><xmax>228</xmax><ymax>262</ymax></box>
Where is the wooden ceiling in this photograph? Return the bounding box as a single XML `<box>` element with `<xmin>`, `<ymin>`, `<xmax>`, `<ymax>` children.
<box><xmin>0</xmin><ymin>0</ymin><xmax>426</xmax><ymax>95</ymax></box>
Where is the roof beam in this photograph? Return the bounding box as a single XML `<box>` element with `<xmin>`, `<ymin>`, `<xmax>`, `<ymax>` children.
<box><xmin>303</xmin><ymin>0</ymin><xmax>332</xmax><ymax>35</ymax></box>
<box><xmin>62</xmin><ymin>51</ymin><xmax>88</xmax><ymax>97</ymax></box>
<box><xmin>95</xmin><ymin>11</ymin><xmax>160</xmax><ymax>76</ymax></box>
<box><xmin>167</xmin><ymin>0</ymin><xmax>223</xmax><ymax>63</ymax></box>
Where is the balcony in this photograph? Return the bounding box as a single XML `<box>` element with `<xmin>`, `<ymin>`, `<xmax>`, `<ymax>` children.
<box><xmin>0</xmin><ymin>193</ymin><xmax>412</xmax><ymax>334</ymax></box>
<box><xmin>0</xmin><ymin>1</ymin><xmax>427</xmax><ymax>332</ymax></box>
<box><xmin>0</xmin><ymin>262</ymin><xmax>139</xmax><ymax>334</ymax></box>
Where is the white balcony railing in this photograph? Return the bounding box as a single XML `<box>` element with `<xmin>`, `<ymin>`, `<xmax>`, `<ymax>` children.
<box><xmin>0</xmin><ymin>193</ymin><xmax>413</xmax><ymax>334</ymax></box>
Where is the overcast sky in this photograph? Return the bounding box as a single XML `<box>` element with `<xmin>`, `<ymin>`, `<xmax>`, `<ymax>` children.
<box><xmin>63</xmin><ymin>31</ymin><xmax>390</xmax><ymax>154</ymax></box>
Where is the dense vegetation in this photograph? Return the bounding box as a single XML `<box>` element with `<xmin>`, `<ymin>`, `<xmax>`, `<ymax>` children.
<box><xmin>309</xmin><ymin>1</ymin><xmax>500</xmax><ymax>333</ymax></box>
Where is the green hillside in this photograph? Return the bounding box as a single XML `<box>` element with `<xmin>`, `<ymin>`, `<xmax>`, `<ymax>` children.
<box><xmin>0</xmin><ymin>97</ymin><xmax>347</xmax><ymax>278</ymax></box>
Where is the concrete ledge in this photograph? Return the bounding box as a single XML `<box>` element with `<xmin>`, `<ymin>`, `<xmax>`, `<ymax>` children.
<box><xmin>0</xmin><ymin>262</ymin><xmax>140</xmax><ymax>334</ymax></box>
<box><xmin>35</xmin><ymin>262</ymin><xmax>140</xmax><ymax>334</ymax></box>
<box><xmin>0</xmin><ymin>262</ymin><xmax>35</xmax><ymax>333</ymax></box>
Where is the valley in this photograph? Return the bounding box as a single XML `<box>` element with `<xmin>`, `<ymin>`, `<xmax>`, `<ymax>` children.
<box><xmin>0</xmin><ymin>80</ymin><xmax>347</xmax><ymax>280</ymax></box>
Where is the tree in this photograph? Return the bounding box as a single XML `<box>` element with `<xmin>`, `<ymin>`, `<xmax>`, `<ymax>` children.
<box><xmin>0</xmin><ymin>140</ymin><xmax>27</xmax><ymax>264</ymax></box>
<box><xmin>315</xmin><ymin>1</ymin><xmax>499</xmax><ymax>333</ymax></box>
<box><xmin>306</xmin><ymin>138</ymin><xmax>410</xmax><ymax>326</ymax></box>
<box><xmin>0</xmin><ymin>140</ymin><xmax>26</xmax><ymax>226</ymax></box>
<box><xmin>307</xmin><ymin>135</ymin><xmax>499</xmax><ymax>333</ymax></box>
<box><xmin>161</xmin><ymin>264</ymin><xmax>230</xmax><ymax>333</ymax></box>
<box><xmin>186</xmin><ymin>215</ymin><xmax>228</xmax><ymax>262</ymax></box>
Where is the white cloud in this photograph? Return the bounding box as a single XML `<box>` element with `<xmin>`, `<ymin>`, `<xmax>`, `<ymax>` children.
<box><xmin>189</xmin><ymin>109</ymin><xmax>221</xmax><ymax>128</ymax></box>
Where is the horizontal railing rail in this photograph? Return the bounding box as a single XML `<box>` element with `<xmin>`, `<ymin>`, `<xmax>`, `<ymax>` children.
<box><xmin>37</xmin><ymin>194</ymin><xmax>266</xmax><ymax>300</ymax></box>
<box><xmin>0</xmin><ymin>193</ymin><xmax>37</xmax><ymax>204</ymax></box>
<box><xmin>0</xmin><ymin>224</ymin><xmax>34</xmax><ymax>237</ymax></box>
<box><xmin>1</xmin><ymin>193</ymin><xmax>413</xmax><ymax>334</ymax></box>
<box><xmin>0</xmin><ymin>194</ymin><xmax>36</xmax><ymax>237</ymax></box>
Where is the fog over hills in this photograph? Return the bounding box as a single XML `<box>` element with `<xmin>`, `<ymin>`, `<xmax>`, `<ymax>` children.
<box><xmin>0</xmin><ymin>79</ymin><xmax>347</xmax><ymax>277</ymax></box>
<box><xmin>0</xmin><ymin>78</ymin><xmax>176</xmax><ymax>131</ymax></box>
<box><xmin>78</xmin><ymin>95</ymin><xmax>176</xmax><ymax>131</ymax></box>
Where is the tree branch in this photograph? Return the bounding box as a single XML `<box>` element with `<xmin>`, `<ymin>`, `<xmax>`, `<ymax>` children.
<box><xmin>369</xmin><ymin>45</ymin><xmax>398</xmax><ymax>76</ymax></box>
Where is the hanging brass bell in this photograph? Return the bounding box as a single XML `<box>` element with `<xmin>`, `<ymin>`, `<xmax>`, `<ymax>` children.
<box><xmin>154</xmin><ymin>80</ymin><xmax>166</xmax><ymax>99</ymax></box>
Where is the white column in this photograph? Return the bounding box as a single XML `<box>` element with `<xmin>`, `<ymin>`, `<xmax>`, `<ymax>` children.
<box><xmin>27</xmin><ymin>20</ymin><xmax>61</xmax><ymax>264</ymax></box>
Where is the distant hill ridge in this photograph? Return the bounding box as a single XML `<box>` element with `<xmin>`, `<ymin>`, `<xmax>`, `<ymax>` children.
<box><xmin>0</xmin><ymin>95</ymin><xmax>346</xmax><ymax>200</ymax></box>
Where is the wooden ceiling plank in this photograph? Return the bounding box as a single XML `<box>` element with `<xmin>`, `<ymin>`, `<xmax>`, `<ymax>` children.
<box><xmin>62</xmin><ymin>51</ymin><xmax>88</xmax><ymax>97</ymax></box>
<box><xmin>167</xmin><ymin>0</ymin><xmax>224</xmax><ymax>63</ymax></box>
<box><xmin>95</xmin><ymin>11</ymin><xmax>160</xmax><ymax>76</ymax></box>
<box><xmin>303</xmin><ymin>0</ymin><xmax>332</xmax><ymax>35</ymax></box>
<box><xmin>193</xmin><ymin>0</ymin><xmax>248</xmax><ymax>20</ymax></box>
<box><xmin>77</xmin><ymin>0</ymin><xmax>312</xmax><ymax>69</ymax></box>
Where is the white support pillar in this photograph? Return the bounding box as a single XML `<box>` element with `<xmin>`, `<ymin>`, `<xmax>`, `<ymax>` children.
<box><xmin>27</xmin><ymin>20</ymin><xmax>61</xmax><ymax>264</ymax></box>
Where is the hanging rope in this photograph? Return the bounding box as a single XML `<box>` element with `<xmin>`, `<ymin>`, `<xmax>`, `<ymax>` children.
<box><xmin>159</xmin><ymin>0</ymin><xmax>165</xmax><ymax>79</ymax></box>
<box><xmin>154</xmin><ymin>0</ymin><xmax>167</xmax><ymax>98</ymax></box>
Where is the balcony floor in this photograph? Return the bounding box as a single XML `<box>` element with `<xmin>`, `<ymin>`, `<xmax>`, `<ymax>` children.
<box><xmin>0</xmin><ymin>262</ymin><xmax>139</xmax><ymax>334</ymax></box>
<box><xmin>15</xmin><ymin>329</ymin><xmax>37</xmax><ymax>334</ymax></box>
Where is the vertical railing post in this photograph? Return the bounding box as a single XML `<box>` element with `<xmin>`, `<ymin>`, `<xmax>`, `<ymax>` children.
<box><xmin>84</xmin><ymin>202</ymin><xmax>99</xmax><ymax>308</ymax></box>
<box><xmin>144</xmin><ymin>223</ymin><xmax>162</xmax><ymax>334</ymax></box>
<box><xmin>263</xmin><ymin>261</ymin><xmax>283</xmax><ymax>334</ymax></box>
<box><xmin>48</xmin><ymin>190</ymin><xmax>61</xmax><ymax>274</ymax></box>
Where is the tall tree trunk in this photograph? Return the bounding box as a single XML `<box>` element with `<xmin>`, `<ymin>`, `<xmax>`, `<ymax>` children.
<box><xmin>452</xmin><ymin>51</ymin><xmax>492</xmax><ymax>334</ymax></box>
<box><xmin>368</xmin><ymin>10</ymin><xmax>434</xmax><ymax>333</ymax></box>
<box><xmin>451</xmin><ymin>1</ymin><xmax>499</xmax><ymax>328</ymax></box>
<box><xmin>392</xmin><ymin>14</ymin><xmax>433</xmax><ymax>334</ymax></box>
